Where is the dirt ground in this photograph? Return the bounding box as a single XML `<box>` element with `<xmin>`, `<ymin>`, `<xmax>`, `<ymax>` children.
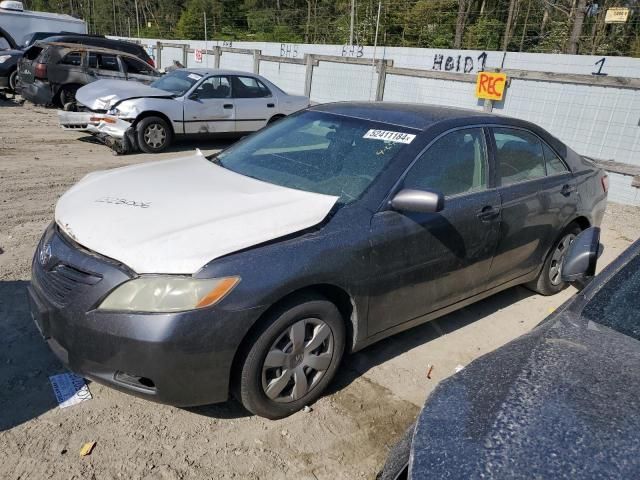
<box><xmin>1</xmin><ymin>96</ymin><xmax>639</xmax><ymax>480</ymax></box>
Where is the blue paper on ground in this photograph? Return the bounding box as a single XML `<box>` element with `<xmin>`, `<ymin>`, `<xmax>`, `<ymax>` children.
<box><xmin>49</xmin><ymin>372</ymin><xmax>92</xmax><ymax>408</ymax></box>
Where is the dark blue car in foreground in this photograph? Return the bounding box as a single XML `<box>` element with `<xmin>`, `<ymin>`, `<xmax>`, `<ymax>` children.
<box><xmin>380</xmin><ymin>228</ymin><xmax>640</xmax><ymax>479</ymax></box>
<box><xmin>29</xmin><ymin>103</ymin><xmax>607</xmax><ymax>419</ymax></box>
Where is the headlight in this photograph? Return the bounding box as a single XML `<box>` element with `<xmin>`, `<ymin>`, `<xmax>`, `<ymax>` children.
<box><xmin>106</xmin><ymin>107</ymin><xmax>121</xmax><ymax>115</ymax></box>
<box><xmin>98</xmin><ymin>276</ymin><xmax>240</xmax><ymax>313</ymax></box>
<box><xmin>0</xmin><ymin>55</ymin><xmax>12</xmax><ymax>64</ymax></box>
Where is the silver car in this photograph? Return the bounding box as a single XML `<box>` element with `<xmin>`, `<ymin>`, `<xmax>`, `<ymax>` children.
<box><xmin>58</xmin><ymin>68</ymin><xmax>310</xmax><ymax>153</ymax></box>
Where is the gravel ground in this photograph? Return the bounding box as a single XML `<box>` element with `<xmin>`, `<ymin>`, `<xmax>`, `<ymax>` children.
<box><xmin>1</xmin><ymin>97</ymin><xmax>639</xmax><ymax>479</ymax></box>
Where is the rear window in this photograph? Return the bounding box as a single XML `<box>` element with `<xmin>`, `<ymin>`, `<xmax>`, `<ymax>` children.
<box><xmin>24</xmin><ymin>46</ymin><xmax>44</xmax><ymax>61</ymax></box>
<box><xmin>581</xmin><ymin>253</ymin><xmax>640</xmax><ymax>342</ymax></box>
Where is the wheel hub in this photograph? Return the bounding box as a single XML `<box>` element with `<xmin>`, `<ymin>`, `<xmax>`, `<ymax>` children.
<box><xmin>261</xmin><ymin>318</ymin><xmax>334</xmax><ymax>403</ymax></box>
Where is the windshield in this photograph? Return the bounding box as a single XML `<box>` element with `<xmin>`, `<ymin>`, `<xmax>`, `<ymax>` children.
<box><xmin>151</xmin><ymin>70</ymin><xmax>203</xmax><ymax>95</ymax></box>
<box><xmin>215</xmin><ymin>111</ymin><xmax>416</xmax><ymax>204</ymax></box>
<box><xmin>581</xmin><ymin>251</ymin><xmax>640</xmax><ymax>342</ymax></box>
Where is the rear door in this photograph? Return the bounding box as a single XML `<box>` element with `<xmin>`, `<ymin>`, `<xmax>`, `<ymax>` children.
<box><xmin>120</xmin><ymin>55</ymin><xmax>159</xmax><ymax>84</ymax></box>
<box><xmin>46</xmin><ymin>50</ymin><xmax>89</xmax><ymax>86</ymax></box>
<box><xmin>86</xmin><ymin>52</ymin><xmax>126</xmax><ymax>82</ymax></box>
<box><xmin>486</xmin><ymin>127</ymin><xmax>577</xmax><ymax>287</ymax></box>
<box><xmin>182</xmin><ymin>75</ymin><xmax>235</xmax><ymax>134</ymax></box>
<box><xmin>230</xmin><ymin>75</ymin><xmax>276</xmax><ymax>132</ymax></box>
<box><xmin>367</xmin><ymin>127</ymin><xmax>502</xmax><ymax>335</ymax></box>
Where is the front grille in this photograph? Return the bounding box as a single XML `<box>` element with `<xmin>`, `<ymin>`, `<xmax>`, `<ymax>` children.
<box><xmin>33</xmin><ymin>261</ymin><xmax>102</xmax><ymax>306</ymax></box>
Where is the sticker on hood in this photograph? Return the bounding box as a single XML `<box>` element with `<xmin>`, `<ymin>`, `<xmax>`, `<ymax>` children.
<box><xmin>363</xmin><ymin>129</ymin><xmax>416</xmax><ymax>144</ymax></box>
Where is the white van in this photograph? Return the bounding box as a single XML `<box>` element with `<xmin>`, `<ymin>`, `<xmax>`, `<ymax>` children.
<box><xmin>0</xmin><ymin>1</ymin><xmax>86</xmax><ymax>48</ymax></box>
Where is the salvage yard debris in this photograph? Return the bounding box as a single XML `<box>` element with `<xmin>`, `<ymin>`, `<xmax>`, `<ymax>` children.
<box><xmin>79</xmin><ymin>441</ymin><xmax>97</xmax><ymax>457</ymax></box>
<box><xmin>49</xmin><ymin>372</ymin><xmax>92</xmax><ymax>409</ymax></box>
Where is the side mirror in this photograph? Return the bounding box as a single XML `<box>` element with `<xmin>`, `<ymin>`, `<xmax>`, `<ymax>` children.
<box><xmin>189</xmin><ymin>91</ymin><xmax>199</xmax><ymax>100</ymax></box>
<box><xmin>561</xmin><ymin>226</ymin><xmax>602</xmax><ymax>290</ymax></box>
<box><xmin>390</xmin><ymin>189</ymin><xmax>444</xmax><ymax>214</ymax></box>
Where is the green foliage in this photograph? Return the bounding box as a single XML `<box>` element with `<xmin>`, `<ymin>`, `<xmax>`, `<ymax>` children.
<box><xmin>18</xmin><ymin>0</ymin><xmax>640</xmax><ymax>56</ymax></box>
<box><xmin>534</xmin><ymin>20</ymin><xmax>570</xmax><ymax>54</ymax></box>
<box><xmin>402</xmin><ymin>0</ymin><xmax>457</xmax><ymax>48</ymax></box>
<box><xmin>464</xmin><ymin>16</ymin><xmax>504</xmax><ymax>50</ymax></box>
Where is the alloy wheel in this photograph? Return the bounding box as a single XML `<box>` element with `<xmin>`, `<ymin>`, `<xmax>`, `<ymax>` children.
<box><xmin>144</xmin><ymin>123</ymin><xmax>167</xmax><ymax>149</ymax></box>
<box><xmin>261</xmin><ymin>318</ymin><xmax>334</xmax><ymax>403</ymax></box>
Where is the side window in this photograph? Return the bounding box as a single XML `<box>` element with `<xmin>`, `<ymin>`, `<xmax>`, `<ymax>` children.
<box><xmin>231</xmin><ymin>76</ymin><xmax>271</xmax><ymax>98</ymax></box>
<box><xmin>542</xmin><ymin>143</ymin><xmax>569</xmax><ymax>175</ymax></box>
<box><xmin>121</xmin><ymin>56</ymin><xmax>154</xmax><ymax>75</ymax></box>
<box><xmin>195</xmin><ymin>76</ymin><xmax>231</xmax><ymax>99</ymax></box>
<box><xmin>60</xmin><ymin>52</ymin><xmax>82</xmax><ymax>66</ymax></box>
<box><xmin>494</xmin><ymin>128</ymin><xmax>546</xmax><ymax>186</ymax></box>
<box><xmin>403</xmin><ymin>128</ymin><xmax>488</xmax><ymax>197</ymax></box>
<box><xmin>88</xmin><ymin>53</ymin><xmax>120</xmax><ymax>71</ymax></box>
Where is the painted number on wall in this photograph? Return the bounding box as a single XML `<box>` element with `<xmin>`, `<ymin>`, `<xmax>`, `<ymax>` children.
<box><xmin>476</xmin><ymin>72</ymin><xmax>507</xmax><ymax>101</ymax></box>
<box><xmin>592</xmin><ymin>57</ymin><xmax>608</xmax><ymax>76</ymax></box>
<box><xmin>280</xmin><ymin>44</ymin><xmax>299</xmax><ymax>58</ymax></box>
<box><xmin>342</xmin><ymin>45</ymin><xmax>364</xmax><ymax>58</ymax></box>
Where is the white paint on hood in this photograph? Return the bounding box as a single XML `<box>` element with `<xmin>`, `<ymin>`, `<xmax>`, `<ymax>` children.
<box><xmin>55</xmin><ymin>151</ymin><xmax>338</xmax><ymax>274</ymax></box>
<box><xmin>76</xmin><ymin>79</ymin><xmax>173</xmax><ymax>110</ymax></box>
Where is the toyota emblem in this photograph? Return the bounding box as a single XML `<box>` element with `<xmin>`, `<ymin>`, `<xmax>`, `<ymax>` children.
<box><xmin>39</xmin><ymin>243</ymin><xmax>52</xmax><ymax>267</ymax></box>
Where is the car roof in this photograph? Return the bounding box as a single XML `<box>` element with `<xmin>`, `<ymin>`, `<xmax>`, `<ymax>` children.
<box><xmin>183</xmin><ymin>68</ymin><xmax>261</xmax><ymax>76</ymax></box>
<box><xmin>37</xmin><ymin>41</ymin><xmax>147</xmax><ymax>59</ymax></box>
<box><xmin>309</xmin><ymin>102</ymin><xmax>518</xmax><ymax>131</ymax></box>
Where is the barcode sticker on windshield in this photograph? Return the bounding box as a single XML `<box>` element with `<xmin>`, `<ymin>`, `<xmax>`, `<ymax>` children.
<box><xmin>188</xmin><ymin>73</ymin><xmax>203</xmax><ymax>80</ymax></box>
<box><xmin>363</xmin><ymin>130</ymin><xmax>416</xmax><ymax>144</ymax></box>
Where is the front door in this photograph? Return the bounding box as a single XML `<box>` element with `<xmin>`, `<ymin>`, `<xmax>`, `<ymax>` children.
<box><xmin>182</xmin><ymin>76</ymin><xmax>235</xmax><ymax>134</ymax></box>
<box><xmin>368</xmin><ymin>127</ymin><xmax>501</xmax><ymax>335</ymax></box>
<box><xmin>120</xmin><ymin>55</ymin><xmax>159</xmax><ymax>84</ymax></box>
<box><xmin>230</xmin><ymin>75</ymin><xmax>276</xmax><ymax>132</ymax></box>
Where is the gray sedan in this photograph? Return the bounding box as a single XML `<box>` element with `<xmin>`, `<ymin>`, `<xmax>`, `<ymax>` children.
<box><xmin>58</xmin><ymin>68</ymin><xmax>310</xmax><ymax>153</ymax></box>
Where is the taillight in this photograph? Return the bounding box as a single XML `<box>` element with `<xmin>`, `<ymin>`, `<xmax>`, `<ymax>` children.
<box><xmin>34</xmin><ymin>63</ymin><xmax>47</xmax><ymax>79</ymax></box>
<box><xmin>146</xmin><ymin>58</ymin><xmax>155</xmax><ymax>68</ymax></box>
<box><xmin>601</xmin><ymin>174</ymin><xmax>609</xmax><ymax>194</ymax></box>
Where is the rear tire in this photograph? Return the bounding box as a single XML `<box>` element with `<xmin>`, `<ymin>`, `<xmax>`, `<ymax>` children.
<box><xmin>267</xmin><ymin>114</ymin><xmax>285</xmax><ymax>125</ymax></box>
<box><xmin>136</xmin><ymin>116</ymin><xmax>173</xmax><ymax>154</ymax></box>
<box><xmin>526</xmin><ymin>223</ymin><xmax>582</xmax><ymax>296</ymax></box>
<box><xmin>8</xmin><ymin>69</ymin><xmax>18</xmax><ymax>93</ymax></box>
<box><xmin>237</xmin><ymin>294</ymin><xmax>345</xmax><ymax>419</ymax></box>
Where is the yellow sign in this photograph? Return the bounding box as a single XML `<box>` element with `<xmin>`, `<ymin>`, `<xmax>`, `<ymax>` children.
<box><xmin>475</xmin><ymin>71</ymin><xmax>507</xmax><ymax>101</ymax></box>
<box><xmin>605</xmin><ymin>7</ymin><xmax>629</xmax><ymax>23</ymax></box>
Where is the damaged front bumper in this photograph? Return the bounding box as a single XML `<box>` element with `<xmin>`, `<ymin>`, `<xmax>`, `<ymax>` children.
<box><xmin>58</xmin><ymin>110</ymin><xmax>137</xmax><ymax>154</ymax></box>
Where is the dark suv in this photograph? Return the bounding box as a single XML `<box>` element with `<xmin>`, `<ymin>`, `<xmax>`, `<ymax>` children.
<box><xmin>18</xmin><ymin>42</ymin><xmax>161</xmax><ymax>106</ymax></box>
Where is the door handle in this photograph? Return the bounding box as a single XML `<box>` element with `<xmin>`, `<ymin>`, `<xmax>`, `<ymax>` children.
<box><xmin>561</xmin><ymin>184</ymin><xmax>576</xmax><ymax>196</ymax></box>
<box><xmin>477</xmin><ymin>205</ymin><xmax>501</xmax><ymax>222</ymax></box>
<box><xmin>223</xmin><ymin>104</ymin><xmax>233</xmax><ymax>109</ymax></box>
<box><xmin>267</xmin><ymin>103</ymin><xmax>275</xmax><ymax>108</ymax></box>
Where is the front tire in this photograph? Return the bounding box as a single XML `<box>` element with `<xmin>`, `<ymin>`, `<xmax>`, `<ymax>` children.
<box><xmin>136</xmin><ymin>116</ymin><xmax>173</xmax><ymax>153</ymax></box>
<box><xmin>526</xmin><ymin>224</ymin><xmax>581</xmax><ymax>296</ymax></box>
<box><xmin>237</xmin><ymin>295</ymin><xmax>345</xmax><ymax>419</ymax></box>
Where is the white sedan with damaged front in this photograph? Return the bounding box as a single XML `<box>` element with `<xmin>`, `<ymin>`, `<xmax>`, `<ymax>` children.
<box><xmin>58</xmin><ymin>68</ymin><xmax>310</xmax><ymax>154</ymax></box>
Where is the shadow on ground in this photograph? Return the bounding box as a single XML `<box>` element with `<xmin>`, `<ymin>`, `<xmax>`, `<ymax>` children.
<box><xmin>0</xmin><ymin>281</ymin><xmax>66</xmax><ymax>431</ymax></box>
<box><xmin>330</xmin><ymin>285</ymin><xmax>535</xmax><ymax>395</ymax></box>
<box><xmin>76</xmin><ymin>134</ymin><xmax>236</xmax><ymax>155</ymax></box>
<box><xmin>0</xmin><ymin>277</ymin><xmax>535</xmax><ymax>426</ymax></box>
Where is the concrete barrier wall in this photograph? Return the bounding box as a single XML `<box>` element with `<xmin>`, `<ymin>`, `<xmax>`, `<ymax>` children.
<box><xmin>112</xmin><ymin>37</ymin><xmax>640</xmax><ymax>205</ymax></box>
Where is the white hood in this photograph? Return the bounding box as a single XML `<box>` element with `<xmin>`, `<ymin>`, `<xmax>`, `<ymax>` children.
<box><xmin>76</xmin><ymin>79</ymin><xmax>173</xmax><ymax>110</ymax></box>
<box><xmin>55</xmin><ymin>151</ymin><xmax>338</xmax><ymax>274</ymax></box>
